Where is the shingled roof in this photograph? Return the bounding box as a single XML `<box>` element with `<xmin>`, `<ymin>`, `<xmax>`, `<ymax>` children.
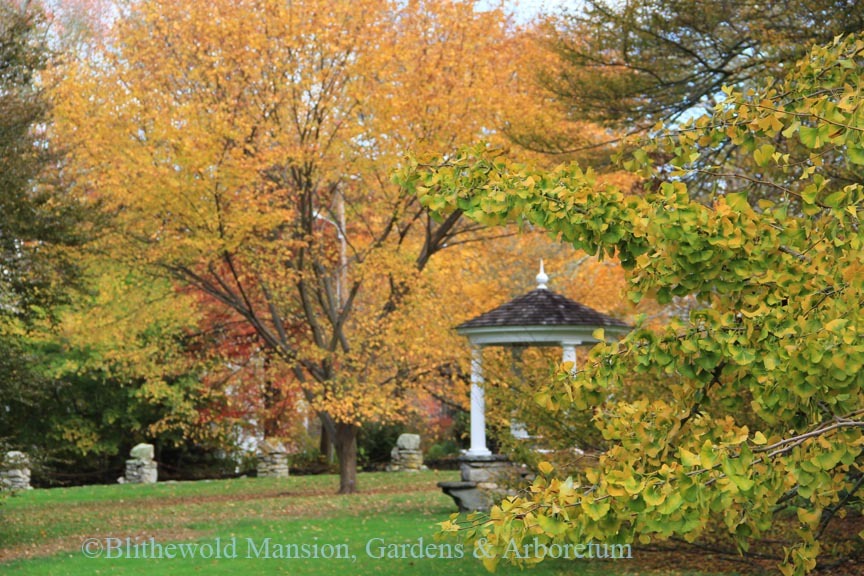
<box><xmin>456</xmin><ymin>288</ymin><xmax>630</xmax><ymax>331</ymax></box>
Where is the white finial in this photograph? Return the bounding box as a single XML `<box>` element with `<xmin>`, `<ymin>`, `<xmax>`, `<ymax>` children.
<box><xmin>536</xmin><ymin>259</ymin><xmax>549</xmax><ymax>290</ymax></box>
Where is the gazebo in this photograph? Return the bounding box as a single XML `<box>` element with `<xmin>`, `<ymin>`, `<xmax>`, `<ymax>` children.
<box><xmin>438</xmin><ymin>262</ymin><xmax>631</xmax><ymax>511</ymax></box>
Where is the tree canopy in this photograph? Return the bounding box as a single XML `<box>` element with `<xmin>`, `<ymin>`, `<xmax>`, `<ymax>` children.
<box><xmin>535</xmin><ymin>0</ymin><xmax>864</xmax><ymax>130</ymax></box>
<box><xmin>0</xmin><ymin>1</ymin><xmax>87</xmax><ymax>323</ymax></box>
<box><xmin>510</xmin><ymin>0</ymin><xmax>864</xmax><ymax>204</ymax></box>
<box><xmin>53</xmin><ymin>0</ymin><xmax>526</xmax><ymax>493</ymax></box>
<box><xmin>0</xmin><ymin>1</ymin><xmax>96</xmax><ymax>460</ymax></box>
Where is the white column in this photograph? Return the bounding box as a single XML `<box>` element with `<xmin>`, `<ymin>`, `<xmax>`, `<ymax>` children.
<box><xmin>562</xmin><ymin>343</ymin><xmax>578</xmax><ymax>373</ymax></box>
<box><xmin>467</xmin><ymin>346</ymin><xmax>491</xmax><ymax>457</ymax></box>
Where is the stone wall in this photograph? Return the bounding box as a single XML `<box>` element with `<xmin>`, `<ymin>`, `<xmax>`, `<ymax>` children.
<box><xmin>121</xmin><ymin>443</ymin><xmax>158</xmax><ymax>484</ymax></box>
<box><xmin>257</xmin><ymin>439</ymin><xmax>289</xmax><ymax>478</ymax></box>
<box><xmin>459</xmin><ymin>454</ymin><xmax>528</xmax><ymax>492</ymax></box>
<box><xmin>387</xmin><ymin>433</ymin><xmax>425</xmax><ymax>472</ymax></box>
<box><xmin>1</xmin><ymin>451</ymin><xmax>31</xmax><ymax>491</ymax></box>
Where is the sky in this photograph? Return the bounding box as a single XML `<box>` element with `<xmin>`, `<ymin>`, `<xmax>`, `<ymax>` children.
<box><xmin>514</xmin><ymin>0</ymin><xmax>578</xmax><ymax>16</ymax></box>
<box><xmin>478</xmin><ymin>0</ymin><xmax>580</xmax><ymax>23</ymax></box>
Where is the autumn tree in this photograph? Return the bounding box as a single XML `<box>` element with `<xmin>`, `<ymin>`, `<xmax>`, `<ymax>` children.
<box><xmin>0</xmin><ymin>1</ymin><xmax>88</xmax><ymax>325</ymax></box>
<box><xmin>189</xmin><ymin>290</ymin><xmax>305</xmax><ymax>443</ymax></box>
<box><xmin>0</xmin><ymin>0</ymin><xmax>95</xmax><ymax>447</ymax></box>
<box><xmin>54</xmin><ymin>0</ymin><xmax>523</xmax><ymax>493</ymax></box>
<box><xmin>403</xmin><ymin>34</ymin><xmax>864</xmax><ymax>575</ymax></box>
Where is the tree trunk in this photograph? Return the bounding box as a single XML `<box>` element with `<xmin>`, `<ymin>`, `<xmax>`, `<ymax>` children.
<box><xmin>261</xmin><ymin>352</ymin><xmax>284</xmax><ymax>438</ymax></box>
<box><xmin>334</xmin><ymin>422</ymin><xmax>359</xmax><ymax>494</ymax></box>
<box><xmin>319</xmin><ymin>422</ymin><xmax>334</xmax><ymax>462</ymax></box>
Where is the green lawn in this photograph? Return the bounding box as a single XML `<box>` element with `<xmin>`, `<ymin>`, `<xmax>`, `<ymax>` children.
<box><xmin>0</xmin><ymin>471</ymin><xmax>734</xmax><ymax>575</ymax></box>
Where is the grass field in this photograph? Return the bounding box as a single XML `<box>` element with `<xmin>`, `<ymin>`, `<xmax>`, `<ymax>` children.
<box><xmin>0</xmin><ymin>470</ymin><xmax>737</xmax><ymax>575</ymax></box>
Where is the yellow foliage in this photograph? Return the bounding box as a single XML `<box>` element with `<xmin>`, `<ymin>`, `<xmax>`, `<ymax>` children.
<box><xmin>50</xmin><ymin>0</ymin><xmax>534</xmax><ymax>440</ymax></box>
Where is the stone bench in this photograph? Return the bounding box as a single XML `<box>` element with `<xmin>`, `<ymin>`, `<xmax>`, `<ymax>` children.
<box><xmin>437</xmin><ymin>481</ymin><xmax>491</xmax><ymax>512</ymax></box>
<box><xmin>438</xmin><ymin>454</ymin><xmax>532</xmax><ymax>513</ymax></box>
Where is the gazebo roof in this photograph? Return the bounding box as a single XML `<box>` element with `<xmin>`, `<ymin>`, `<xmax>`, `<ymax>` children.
<box><xmin>456</xmin><ymin>288</ymin><xmax>629</xmax><ymax>331</ymax></box>
<box><xmin>456</xmin><ymin>262</ymin><xmax>631</xmax><ymax>347</ymax></box>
